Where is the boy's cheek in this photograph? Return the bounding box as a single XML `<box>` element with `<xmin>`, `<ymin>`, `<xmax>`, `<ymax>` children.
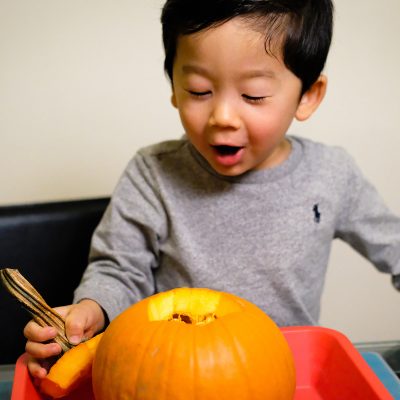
<box><xmin>180</xmin><ymin>106</ymin><xmax>206</xmax><ymax>128</ymax></box>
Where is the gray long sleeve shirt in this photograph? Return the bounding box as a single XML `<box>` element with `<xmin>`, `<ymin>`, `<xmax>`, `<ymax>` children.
<box><xmin>74</xmin><ymin>136</ymin><xmax>400</xmax><ymax>326</ymax></box>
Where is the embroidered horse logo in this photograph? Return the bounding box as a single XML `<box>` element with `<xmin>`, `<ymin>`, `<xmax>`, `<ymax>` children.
<box><xmin>313</xmin><ymin>204</ymin><xmax>321</xmax><ymax>223</ymax></box>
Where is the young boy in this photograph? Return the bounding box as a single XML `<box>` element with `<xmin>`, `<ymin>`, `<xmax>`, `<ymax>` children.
<box><xmin>25</xmin><ymin>0</ymin><xmax>400</xmax><ymax>378</ymax></box>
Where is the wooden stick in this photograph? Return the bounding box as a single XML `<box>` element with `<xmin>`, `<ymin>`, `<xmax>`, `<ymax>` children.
<box><xmin>0</xmin><ymin>268</ymin><xmax>74</xmax><ymax>353</ymax></box>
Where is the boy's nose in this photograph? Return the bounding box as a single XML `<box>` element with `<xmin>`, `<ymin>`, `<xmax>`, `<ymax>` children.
<box><xmin>208</xmin><ymin>99</ymin><xmax>241</xmax><ymax>130</ymax></box>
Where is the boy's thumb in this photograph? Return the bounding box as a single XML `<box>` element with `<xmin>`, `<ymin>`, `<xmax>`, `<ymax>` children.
<box><xmin>68</xmin><ymin>334</ymin><xmax>83</xmax><ymax>346</ymax></box>
<box><xmin>64</xmin><ymin>307</ymin><xmax>87</xmax><ymax>345</ymax></box>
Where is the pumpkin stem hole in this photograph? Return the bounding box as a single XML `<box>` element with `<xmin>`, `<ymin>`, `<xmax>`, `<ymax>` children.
<box><xmin>169</xmin><ymin>313</ymin><xmax>218</xmax><ymax>325</ymax></box>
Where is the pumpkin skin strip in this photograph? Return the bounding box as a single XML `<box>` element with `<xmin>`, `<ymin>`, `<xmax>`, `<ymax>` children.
<box><xmin>213</xmin><ymin>316</ymin><xmax>253</xmax><ymax>398</ymax></box>
<box><xmin>39</xmin><ymin>333</ymin><xmax>103</xmax><ymax>398</ymax></box>
<box><xmin>220</xmin><ymin>293</ymin><xmax>296</xmax><ymax>399</ymax></box>
<box><xmin>234</xmin><ymin>311</ymin><xmax>295</xmax><ymax>399</ymax></box>
<box><xmin>94</xmin><ymin>314</ymin><xmax>155</xmax><ymax>400</ymax></box>
<box><xmin>267</xmin><ymin>318</ymin><xmax>297</xmax><ymax>396</ymax></box>
<box><xmin>160</xmin><ymin>321</ymin><xmax>191</xmax><ymax>400</ymax></box>
<box><xmin>133</xmin><ymin>321</ymin><xmax>165</xmax><ymax>399</ymax></box>
<box><xmin>167</xmin><ymin>323</ymin><xmax>198</xmax><ymax>400</ymax></box>
<box><xmin>135</xmin><ymin>320</ymin><xmax>200</xmax><ymax>400</ymax></box>
<box><xmin>222</xmin><ymin>290</ymin><xmax>296</xmax><ymax>397</ymax></box>
<box><xmin>193</xmin><ymin>318</ymin><xmax>235</xmax><ymax>399</ymax></box>
<box><xmin>134</xmin><ymin>321</ymin><xmax>176</xmax><ymax>400</ymax></box>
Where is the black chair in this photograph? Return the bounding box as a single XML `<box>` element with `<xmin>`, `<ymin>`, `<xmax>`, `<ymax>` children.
<box><xmin>0</xmin><ymin>197</ymin><xmax>109</xmax><ymax>364</ymax></box>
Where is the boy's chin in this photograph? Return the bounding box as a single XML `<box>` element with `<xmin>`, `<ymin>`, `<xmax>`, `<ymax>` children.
<box><xmin>208</xmin><ymin>162</ymin><xmax>249</xmax><ymax>177</ymax></box>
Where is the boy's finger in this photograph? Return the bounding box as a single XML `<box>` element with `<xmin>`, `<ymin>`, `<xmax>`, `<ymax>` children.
<box><xmin>53</xmin><ymin>305</ymin><xmax>72</xmax><ymax>319</ymax></box>
<box><xmin>28</xmin><ymin>358</ymin><xmax>48</xmax><ymax>379</ymax></box>
<box><xmin>25</xmin><ymin>340</ymin><xmax>62</xmax><ymax>359</ymax></box>
<box><xmin>23</xmin><ymin>322</ymin><xmax>57</xmax><ymax>342</ymax></box>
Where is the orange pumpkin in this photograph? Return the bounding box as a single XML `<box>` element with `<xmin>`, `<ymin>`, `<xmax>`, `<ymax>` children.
<box><xmin>92</xmin><ymin>288</ymin><xmax>295</xmax><ymax>400</ymax></box>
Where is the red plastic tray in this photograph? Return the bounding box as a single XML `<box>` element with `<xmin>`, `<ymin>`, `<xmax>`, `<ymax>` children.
<box><xmin>11</xmin><ymin>326</ymin><xmax>393</xmax><ymax>399</ymax></box>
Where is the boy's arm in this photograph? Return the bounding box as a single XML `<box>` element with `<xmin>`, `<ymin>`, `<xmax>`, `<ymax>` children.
<box><xmin>73</xmin><ymin>152</ymin><xmax>168</xmax><ymax>321</ymax></box>
<box><xmin>335</xmin><ymin>154</ymin><xmax>400</xmax><ymax>280</ymax></box>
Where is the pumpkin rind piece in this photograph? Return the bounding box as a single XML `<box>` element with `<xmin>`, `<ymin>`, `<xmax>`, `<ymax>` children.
<box><xmin>40</xmin><ymin>332</ymin><xmax>103</xmax><ymax>398</ymax></box>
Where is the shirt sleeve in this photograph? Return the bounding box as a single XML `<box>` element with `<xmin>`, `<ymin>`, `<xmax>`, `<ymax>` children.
<box><xmin>335</xmin><ymin>154</ymin><xmax>400</xmax><ymax>276</ymax></box>
<box><xmin>73</xmin><ymin>152</ymin><xmax>167</xmax><ymax>321</ymax></box>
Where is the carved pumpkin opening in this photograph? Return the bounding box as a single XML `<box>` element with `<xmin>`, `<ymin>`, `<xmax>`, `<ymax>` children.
<box><xmin>147</xmin><ymin>287</ymin><xmax>241</xmax><ymax>325</ymax></box>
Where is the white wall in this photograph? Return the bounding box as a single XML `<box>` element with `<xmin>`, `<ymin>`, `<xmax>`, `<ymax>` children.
<box><xmin>1</xmin><ymin>0</ymin><xmax>399</xmax><ymax>342</ymax></box>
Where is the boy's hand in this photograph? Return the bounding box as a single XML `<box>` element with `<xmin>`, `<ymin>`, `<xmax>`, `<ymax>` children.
<box><xmin>23</xmin><ymin>320</ymin><xmax>62</xmax><ymax>379</ymax></box>
<box><xmin>24</xmin><ymin>300</ymin><xmax>105</xmax><ymax>378</ymax></box>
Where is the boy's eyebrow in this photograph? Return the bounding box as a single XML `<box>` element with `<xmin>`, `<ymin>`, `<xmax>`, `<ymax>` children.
<box><xmin>240</xmin><ymin>69</ymin><xmax>276</xmax><ymax>79</ymax></box>
<box><xmin>181</xmin><ymin>65</ymin><xmax>210</xmax><ymax>76</ymax></box>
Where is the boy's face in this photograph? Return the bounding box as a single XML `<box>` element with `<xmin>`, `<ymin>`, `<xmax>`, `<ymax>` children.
<box><xmin>171</xmin><ymin>18</ymin><xmax>315</xmax><ymax>176</ymax></box>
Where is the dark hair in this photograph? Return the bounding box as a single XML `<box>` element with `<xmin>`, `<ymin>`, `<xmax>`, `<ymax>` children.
<box><xmin>161</xmin><ymin>0</ymin><xmax>334</xmax><ymax>95</ymax></box>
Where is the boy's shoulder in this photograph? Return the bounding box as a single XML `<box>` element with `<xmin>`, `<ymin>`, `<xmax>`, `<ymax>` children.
<box><xmin>126</xmin><ymin>137</ymin><xmax>194</xmax><ymax>178</ymax></box>
<box><xmin>293</xmin><ymin>135</ymin><xmax>354</xmax><ymax>166</ymax></box>
<box><xmin>292</xmin><ymin>135</ymin><xmax>362</xmax><ymax>186</ymax></box>
<box><xmin>137</xmin><ymin>138</ymin><xmax>188</xmax><ymax>159</ymax></box>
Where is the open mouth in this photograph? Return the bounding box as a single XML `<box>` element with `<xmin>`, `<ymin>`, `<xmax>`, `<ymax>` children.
<box><xmin>212</xmin><ymin>145</ymin><xmax>243</xmax><ymax>156</ymax></box>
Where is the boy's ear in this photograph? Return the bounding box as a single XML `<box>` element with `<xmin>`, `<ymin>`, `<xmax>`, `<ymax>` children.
<box><xmin>295</xmin><ymin>75</ymin><xmax>327</xmax><ymax>121</ymax></box>
<box><xmin>171</xmin><ymin>91</ymin><xmax>177</xmax><ymax>108</ymax></box>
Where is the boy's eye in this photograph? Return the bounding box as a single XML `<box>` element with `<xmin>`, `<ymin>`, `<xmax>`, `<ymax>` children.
<box><xmin>242</xmin><ymin>94</ymin><xmax>267</xmax><ymax>104</ymax></box>
<box><xmin>187</xmin><ymin>90</ymin><xmax>211</xmax><ymax>98</ymax></box>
